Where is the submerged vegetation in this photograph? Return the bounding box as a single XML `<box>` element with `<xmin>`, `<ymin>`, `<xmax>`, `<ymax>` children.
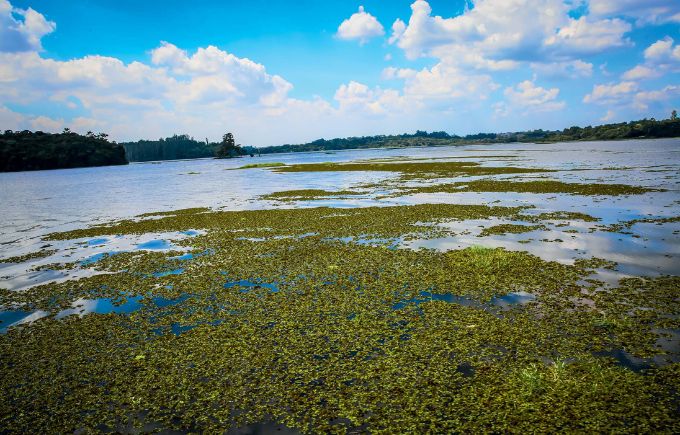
<box><xmin>273</xmin><ymin>160</ymin><xmax>551</xmax><ymax>179</ymax></box>
<box><xmin>479</xmin><ymin>224</ymin><xmax>548</xmax><ymax>237</ymax></box>
<box><xmin>232</xmin><ymin>162</ymin><xmax>286</xmax><ymax>170</ymax></box>
<box><xmin>1</xmin><ymin>205</ymin><xmax>679</xmax><ymax>432</ymax></box>
<box><xmin>396</xmin><ymin>179</ymin><xmax>661</xmax><ymax>196</ymax></box>
<box><xmin>0</xmin><ymin>129</ymin><xmax>127</xmax><ymax>172</ymax></box>
<box><xmin>261</xmin><ymin>189</ymin><xmax>364</xmax><ymax>201</ymax></box>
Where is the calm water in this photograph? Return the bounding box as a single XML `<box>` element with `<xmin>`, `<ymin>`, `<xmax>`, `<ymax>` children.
<box><xmin>1</xmin><ymin>138</ymin><xmax>679</xmax><ymax>292</ymax></box>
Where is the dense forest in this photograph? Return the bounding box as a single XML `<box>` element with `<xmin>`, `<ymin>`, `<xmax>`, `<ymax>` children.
<box><xmin>122</xmin><ymin>134</ymin><xmax>217</xmax><ymax>162</ymax></box>
<box><xmin>0</xmin><ymin>129</ymin><xmax>128</xmax><ymax>172</ymax></box>
<box><xmin>122</xmin><ymin>133</ymin><xmax>247</xmax><ymax>162</ymax></box>
<box><xmin>256</xmin><ymin>115</ymin><xmax>680</xmax><ymax>154</ymax></box>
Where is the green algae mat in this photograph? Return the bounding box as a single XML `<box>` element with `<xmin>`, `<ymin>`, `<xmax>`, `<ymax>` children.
<box><xmin>1</xmin><ymin>204</ymin><xmax>679</xmax><ymax>433</ymax></box>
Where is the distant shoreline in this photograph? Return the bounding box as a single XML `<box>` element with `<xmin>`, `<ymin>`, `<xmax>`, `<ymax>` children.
<box><xmin>2</xmin><ymin>117</ymin><xmax>679</xmax><ymax>172</ymax></box>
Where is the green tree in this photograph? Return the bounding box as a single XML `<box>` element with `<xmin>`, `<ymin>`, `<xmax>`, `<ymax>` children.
<box><xmin>217</xmin><ymin>133</ymin><xmax>237</xmax><ymax>158</ymax></box>
<box><xmin>672</xmin><ymin>110</ymin><xmax>678</xmax><ymax>121</ymax></box>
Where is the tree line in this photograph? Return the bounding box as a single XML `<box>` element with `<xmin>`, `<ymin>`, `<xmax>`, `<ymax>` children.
<box><xmin>0</xmin><ymin>129</ymin><xmax>127</xmax><ymax>172</ymax></box>
<box><xmin>122</xmin><ymin>133</ymin><xmax>247</xmax><ymax>162</ymax></box>
<box><xmin>255</xmin><ymin>113</ymin><xmax>680</xmax><ymax>154</ymax></box>
<box><xmin>1</xmin><ymin>114</ymin><xmax>678</xmax><ymax>172</ymax></box>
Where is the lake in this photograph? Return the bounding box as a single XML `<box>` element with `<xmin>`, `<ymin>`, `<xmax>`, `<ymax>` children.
<box><xmin>1</xmin><ymin>138</ymin><xmax>680</xmax><ymax>433</ymax></box>
<box><xmin>1</xmin><ymin>138</ymin><xmax>679</xmax><ymax>288</ymax></box>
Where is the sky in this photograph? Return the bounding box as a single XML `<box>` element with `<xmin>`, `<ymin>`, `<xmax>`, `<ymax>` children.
<box><xmin>0</xmin><ymin>0</ymin><xmax>678</xmax><ymax>146</ymax></box>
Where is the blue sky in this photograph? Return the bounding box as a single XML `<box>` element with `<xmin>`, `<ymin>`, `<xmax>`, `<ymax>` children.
<box><xmin>0</xmin><ymin>0</ymin><xmax>679</xmax><ymax>146</ymax></box>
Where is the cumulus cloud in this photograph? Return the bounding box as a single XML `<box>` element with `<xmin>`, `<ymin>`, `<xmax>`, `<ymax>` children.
<box><xmin>388</xmin><ymin>19</ymin><xmax>406</xmax><ymax>45</ymax></box>
<box><xmin>600</xmin><ymin>109</ymin><xmax>616</xmax><ymax>122</ymax></box>
<box><xmin>622</xmin><ymin>37</ymin><xmax>680</xmax><ymax>81</ymax></box>
<box><xmin>150</xmin><ymin>42</ymin><xmax>293</xmax><ymax>107</ymax></box>
<box><xmin>496</xmin><ymin>80</ymin><xmax>565</xmax><ymax>115</ymax></box>
<box><xmin>531</xmin><ymin>60</ymin><xmax>593</xmax><ymax>79</ymax></box>
<box><xmin>336</xmin><ymin>6</ymin><xmax>384</xmax><ymax>44</ymax></box>
<box><xmin>543</xmin><ymin>16</ymin><xmax>631</xmax><ymax>55</ymax></box>
<box><xmin>0</xmin><ymin>0</ymin><xmax>55</xmax><ymax>52</ymax></box>
<box><xmin>583</xmin><ymin>81</ymin><xmax>638</xmax><ymax>104</ymax></box>
<box><xmin>644</xmin><ymin>37</ymin><xmax>680</xmax><ymax>64</ymax></box>
<box><xmin>335</xmin><ymin>81</ymin><xmax>409</xmax><ymax>115</ymax></box>
<box><xmin>588</xmin><ymin>0</ymin><xmax>680</xmax><ymax>25</ymax></box>
<box><xmin>633</xmin><ymin>85</ymin><xmax>680</xmax><ymax>111</ymax></box>
<box><xmin>341</xmin><ymin>60</ymin><xmax>499</xmax><ymax>116</ymax></box>
<box><xmin>621</xmin><ymin>65</ymin><xmax>658</xmax><ymax>81</ymax></box>
<box><xmin>389</xmin><ymin>0</ymin><xmax>631</xmax><ymax>67</ymax></box>
<box><xmin>0</xmin><ymin>40</ymin><xmax>301</xmax><ymax>143</ymax></box>
<box><xmin>400</xmin><ymin>62</ymin><xmax>498</xmax><ymax>103</ymax></box>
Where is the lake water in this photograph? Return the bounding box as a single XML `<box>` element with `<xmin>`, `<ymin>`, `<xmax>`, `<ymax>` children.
<box><xmin>1</xmin><ymin>138</ymin><xmax>679</xmax><ymax>291</ymax></box>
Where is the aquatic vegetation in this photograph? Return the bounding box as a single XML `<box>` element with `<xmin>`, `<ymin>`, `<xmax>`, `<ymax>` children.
<box><xmin>397</xmin><ymin>179</ymin><xmax>659</xmax><ymax>196</ymax></box>
<box><xmin>0</xmin><ymin>249</ymin><xmax>56</xmax><ymax>264</ymax></box>
<box><xmin>528</xmin><ymin>211</ymin><xmax>600</xmax><ymax>222</ymax></box>
<box><xmin>599</xmin><ymin>216</ymin><xmax>680</xmax><ymax>232</ymax></box>
<box><xmin>272</xmin><ymin>161</ymin><xmax>552</xmax><ymax>179</ymax></box>
<box><xmin>261</xmin><ymin>189</ymin><xmax>364</xmax><ymax>201</ymax></box>
<box><xmin>479</xmin><ymin>224</ymin><xmax>547</xmax><ymax>237</ymax></box>
<box><xmin>231</xmin><ymin>162</ymin><xmax>286</xmax><ymax>170</ymax></box>
<box><xmin>45</xmin><ymin>203</ymin><xmax>528</xmax><ymax>241</ymax></box>
<box><xmin>1</xmin><ymin>204</ymin><xmax>679</xmax><ymax>432</ymax></box>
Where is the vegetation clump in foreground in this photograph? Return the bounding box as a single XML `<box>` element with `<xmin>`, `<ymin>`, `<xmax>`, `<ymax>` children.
<box><xmin>1</xmin><ymin>205</ymin><xmax>678</xmax><ymax>433</ymax></box>
<box><xmin>0</xmin><ymin>129</ymin><xmax>128</xmax><ymax>172</ymax></box>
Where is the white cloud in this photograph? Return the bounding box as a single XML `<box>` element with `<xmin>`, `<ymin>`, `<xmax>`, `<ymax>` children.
<box><xmin>600</xmin><ymin>109</ymin><xmax>616</xmax><ymax>122</ymax></box>
<box><xmin>644</xmin><ymin>37</ymin><xmax>680</xmax><ymax>64</ymax></box>
<box><xmin>381</xmin><ymin>66</ymin><xmax>417</xmax><ymax>80</ymax></box>
<box><xmin>0</xmin><ymin>0</ymin><xmax>55</xmax><ymax>52</ymax></box>
<box><xmin>401</xmin><ymin>62</ymin><xmax>499</xmax><ymax>103</ymax></box>
<box><xmin>633</xmin><ymin>85</ymin><xmax>680</xmax><ymax>111</ymax></box>
<box><xmin>336</xmin><ymin>6</ymin><xmax>384</xmax><ymax>45</ymax></box>
<box><xmin>584</xmin><ymin>78</ymin><xmax>680</xmax><ymax>113</ymax></box>
<box><xmin>621</xmin><ymin>65</ymin><xmax>658</xmax><ymax>81</ymax></box>
<box><xmin>388</xmin><ymin>19</ymin><xmax>406</xmax><ymax>45</ymax></box>
<box><xmin>588</xmin><ymin>0</ymin><xmax>680</xmax><ymax>25</ymax></box>
<box><xmin>151</xmin><ymin>42</ymin><xmax>293</xmax><ymax>107</ymax></box>
<box><xmin>583</xmin><ymin>81</ymin><xmax>638</xmax><ymax>104</ymax></box>
<box><xmin>622</xmin><ymin>37</ymin><xmax>680</xmax><ymax>81</ymax></box>
<box><xmin>501</xmin><ymin>80</ymin><xmax>566</xmax><ymax>113</ymax></box>
<box><xmin>544</xmin><ymin>16</ymin><xmax>631</xmax><ymax>55</ymax></box>
<box><xmin>30</xmin><ymin>115</ymin><xmax>63</xmax><ymax>132</ymax></box>
<box><xmin>389</xmin><ymin>0</ymin><xmax>631</xmax><ymax>67</ymax></box>
<box><xmin>0</xmin><ymin>104</ymin><xmax>26</xmax><ymax>129</ymax></box>
<box><xmin>335</xmin><ymin>81</ymin><xmax>409</xmax><ymax>115</ymax></box>
<box><xmin>531</xmin><ymin>60</ymin><xmax>593</xmax><ymax>79</ymax></box>
<box><xmin>339</xmin><ymin>60</ymin><xmax>499</xmax><ymax>116</ymax></box>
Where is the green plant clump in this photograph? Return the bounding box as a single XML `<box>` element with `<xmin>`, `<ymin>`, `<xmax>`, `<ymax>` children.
<box><xmin>231</xmin><ymin>162</ymin><xmax>287</xmax><ymax>170</ymax></box>
<box><xmin>261</xmin><ymin>189</ymin><xmax>364</xmax><ymax>201</ymax></box>
<box><xmin>272</xmin><ymin>161</ymin><xmax>552</xmax><ymax>179</ymax></box>
<box><xmin>0</xmin><ymin>205</ymin><xmax>678</xmax><ymax>433</ymax></box>
<box><xmin>479</xmin><ymin>224</ymin><xmax>548</xmax><ymax>237</ymax></box>
<box><xmin>398</xmin><ymin>179</ymin><xmax>660</xmax><ymax>196</ymax></box>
